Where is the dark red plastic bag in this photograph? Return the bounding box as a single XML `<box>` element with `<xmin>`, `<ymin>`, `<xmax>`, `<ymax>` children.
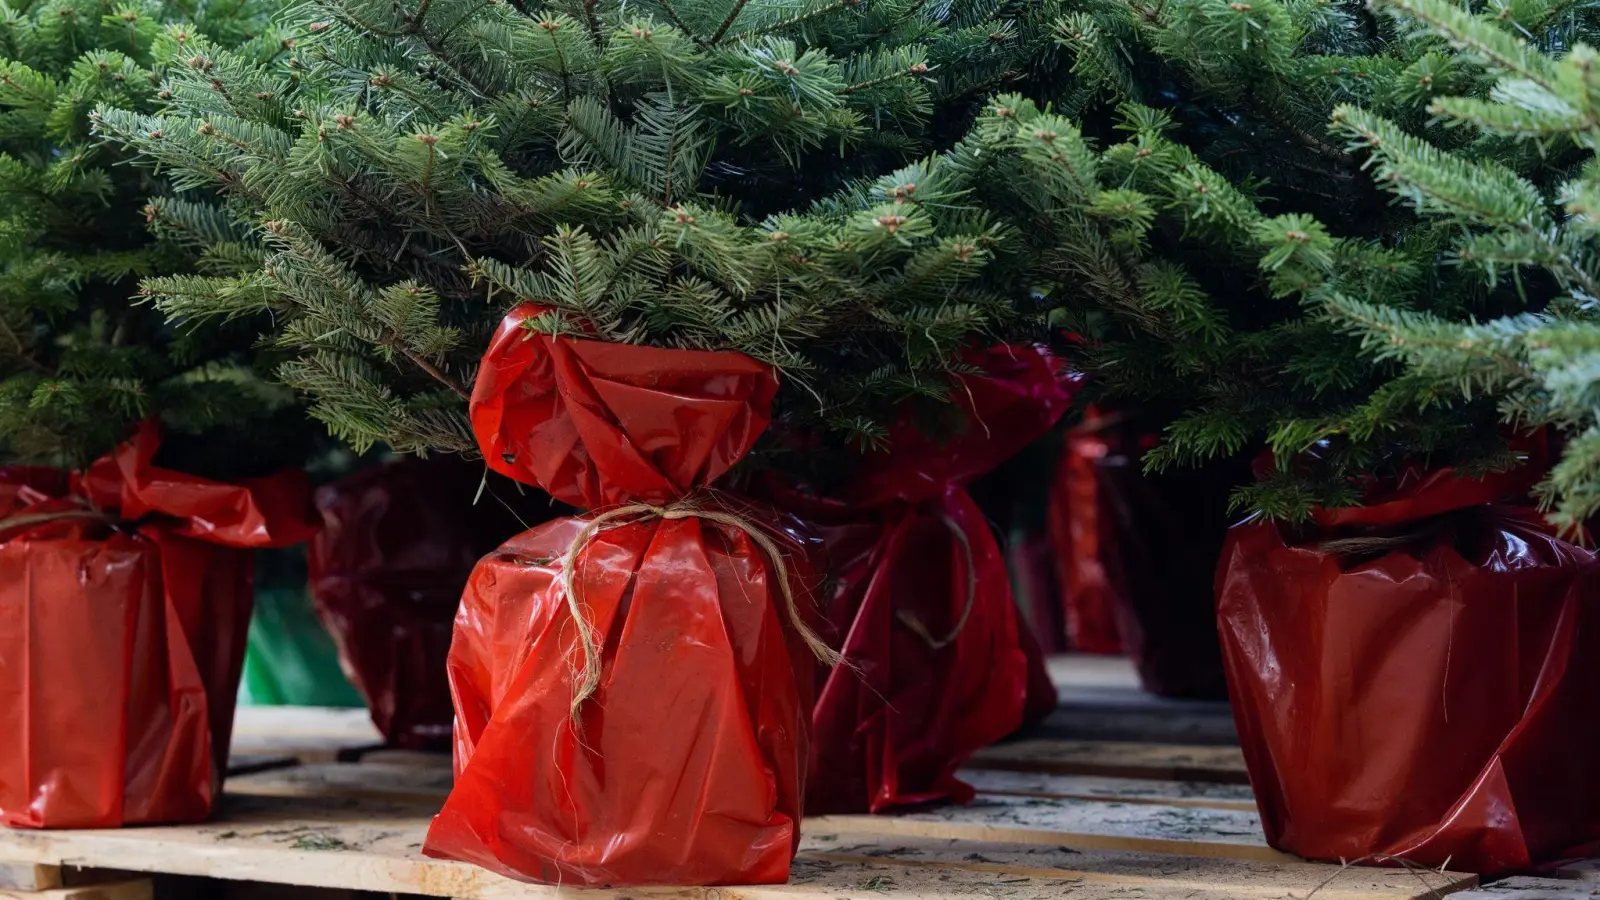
<box><xmin>1217</xmin><ymin>470</ymin><xmax>1600</xmax><ymax>876</ymax></box>
<box><xmin>0</xmin><ymin>424</ymin><xmax>315</xmax><ymax>829</ymax></box>
<box><xmin>794</xmin><ymin>345</ymin><xmax>1074</xmax><ymax>814</ymax></box>
<box><xmin>308</xmin><ymin>457</ymin><xmax>549</xmax><ymax>748</ymax></box>
<box><xmin>423</xmin><ymin>304</ymin><xmax>816</xmax><ymax>887</ymax></box>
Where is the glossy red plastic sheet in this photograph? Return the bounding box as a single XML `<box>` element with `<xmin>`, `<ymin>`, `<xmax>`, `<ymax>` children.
<box><xmin>424</xmin><ymin>303</ymin><xmax>812</xmax><ymax>886</ymax></box>
<box><xmin>470</xmin><ymin>305</ymin><xmax>776</xmax><ymax>509</ymax></box>
<box><xmin>792</xmin><ymin>345</ymin><xmax>1074</xmax><ymax>814</ymax></box>
<box><xmin>0</xmin><ymin>424</ymin><xmax>315</xmax><ymax>829</ymax></box>
<box><xmin>308</xmin><ymin>458</ymin><xmax>548</xmax><ymax>749</ymax></box>
<box><xmin>1217</xmin><ymin>472</ymin><xmax>1600</xmax><ymax>876</ymax></box>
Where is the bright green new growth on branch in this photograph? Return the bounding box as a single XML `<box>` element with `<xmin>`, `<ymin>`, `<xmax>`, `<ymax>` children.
<box><xmin>0</xmin><ymin>0</ymin><xmax>286</xmax><ymax>469</ymax></box>
<box><xmin>98</xmin><ymin>0</ymin><xmax>1074</xmax><ymax>461</ymax></box>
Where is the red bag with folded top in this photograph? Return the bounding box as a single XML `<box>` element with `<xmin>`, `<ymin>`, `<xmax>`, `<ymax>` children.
<box><xmin>1217</xmin><ymin>466</ymin><xmax>1600</xmax><ymax>876</ymax></box>
<box><xmin>0</xmin><ymin>423</ymin><xmax>316</xmax><ymax>829</ymax></box>
<box><xmin>422</xmin><ymin>303</ymin><xmax>820</xmax><ymax>887</ymax></box>
<box><xmin>785</xmin><ymin>345</ymin><xmax>1076</xmax><ymax>814</ymax></box>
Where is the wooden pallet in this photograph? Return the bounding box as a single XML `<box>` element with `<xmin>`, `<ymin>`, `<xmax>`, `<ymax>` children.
<box><xmin>1</xmin><ymin>657</ymin><xmax>1580</xmax><ymax>899</ymax></box>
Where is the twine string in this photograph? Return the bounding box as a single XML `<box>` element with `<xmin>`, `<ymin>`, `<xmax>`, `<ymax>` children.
<box><xmin>558</xmin><ymin>499</ymin><xmax>843</xmax><ymax>716</ymax></box>
<box><xmin>895</xmin><ymin>513</ymin><xmax>979</xmax><ymax>651</ymax></box>
<box><xmin>0</xmin><ymin>506</ymin><xmax>112</xmax><ymax>534</ymax></box>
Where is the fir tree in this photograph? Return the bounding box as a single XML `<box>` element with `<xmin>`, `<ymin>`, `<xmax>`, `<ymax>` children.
<box><xmin>1317</xmin><ymin>0</ymin><xmax>1600</xmax><ymax>530</ymax></box>
<box><xmin>0</xmin><ymin>0</ymin><xmax>292</xmax><ymax>471</ymax></box>
<box><xmin>982</xmin><ymin>0</ymin><xmax>1587</xmax><ymax>518</ymax></box>
<box><xmin>96</xmin><ymin>0</ymin><xmax>1075</xmax><ymax>464</ymax></box>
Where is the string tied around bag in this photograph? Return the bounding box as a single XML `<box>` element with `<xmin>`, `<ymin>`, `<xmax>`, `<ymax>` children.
<box><xmin>0</xmin><ymin>497</ymin><xmax>114</xmax><ymax>537</ymax></box>
<box><xmin>559</xmin><ymin>497</ymin><xmax>844</xmax><ymax>716</ymax></box>
<box><xmin>895</xmin><ymin>513</ymin><xmax>979</xmax><ymax>651</ymax></box>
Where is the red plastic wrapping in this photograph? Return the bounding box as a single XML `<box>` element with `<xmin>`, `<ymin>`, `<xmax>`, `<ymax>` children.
<box><xmin>791</xmin><ymin>345</ymin><xmax>1075</xmax><ymax>814</ymax></box>
<box><xmin>423</xmin><ymin>304</ymin><xmax>814</xmax><ymax>887</ymax></box>
<box><xmin>1217</xmin><ymin>470</ymin><xmax>1600</xmax><ymax>876</ymax></box>
<box><xmin>0</xmin><ymin>424</ymin><xmax>315</xmax><ymax>829</ymax></box>
<box><xmin>1047</xmin><ymin>413</ymin><xmax>1122</xmax><ymax>654</ymax></box>
<box><xmin>308</xmin><ymin>458</ymin><xmax>550</xmax><ymax>749</ymax></box>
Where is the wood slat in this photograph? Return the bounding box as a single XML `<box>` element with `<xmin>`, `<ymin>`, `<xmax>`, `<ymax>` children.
<box><xmin>228</xmin><ymin>762</ymin><xmax>1275</xmax><ymax>860</ymax></box>
<box><xmin>1452</xmin><ymin>877</ymin><xmax>1600</xmax><ymax>898</ymax></box>
<box><xmin>227</xmin><ymin>761</ymin><xmax>1261</xmax><ymax>813</ymax></box>
<box><xmin>959</xmin><ymin>769</ymin><xmax>1257</xmax><ymax>811</ymax></box>
<box><xmin>801</xmin><ymin>836</ymin><xmax>1474</xmax><ymax>900</ymax></box>
<box><xmin>814</xmin><ymin>793</ymin><xmax>1279</xmax><ymax>863</ymax></box>
<box><xmin>0</xmin><ymin>794</ymin><xmax>1473</xmax><ymax>900</ymax></box>
<box><xmin>229</xmin><ymin>708</ymin><xmax>382</xmax><ymax>764</ymax></box>
<box><xmin>969</xmin><ymin>739</ymin><xmax>1250</xmax><ymax>784</ymax></box>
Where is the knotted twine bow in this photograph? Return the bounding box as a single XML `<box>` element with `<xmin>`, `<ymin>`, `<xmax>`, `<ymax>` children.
<box><xmin>560</xmin><ymin>498</ymin><xmax>844</xmax><ymax>715</ymax></box>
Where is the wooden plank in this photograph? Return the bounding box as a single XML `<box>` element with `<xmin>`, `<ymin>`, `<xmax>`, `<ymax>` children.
<box><xmin>0</xmin><ymin>793</ymin><xmax>1470</xmax><ymax>900</ymax></box>
<box><xmin>0</xmin><ymin>880</ymin><xmax>150</xmax><ymax>900</ymax></box>
<box><xmin>229</xmin><ymin>762</ymin><xmax>451</xmax><ymax>805</ymax></box>
<box><xmin>1553</xmin><ymin>860</ymin><xmax>1600</xmax><ymax>882</ymax></box>
<box><xmin>814</xmin><ymin>793</ymin><xmax>1281</xmax><ymax>863</ymax></box>
<box><xmin>1045</xmin><ymin>654</ymin><xmax>1141</xmax><ymax>691</ymax></box>
<box><xmin>1452</xmin><ymin>877</ymin><xmax>1600</xmax><ymax>898</ymax></box>
<box><xmin>229</xmin><ymin>763</ymin><xmax>1274</xmax><ymax>860</ymax></box>
<box><xmin>228</xmin><ymin>708</ymin><xmax>382</xmax><ymax>764</ymax></box>
<box><xmin>227</xmin><ymin>762</ymin><xmax>1259</xmax><ymax>814</ymax></box>
<box><xmin>0</xmin><ymin>864</ymin><xmax>60</xmax><ymax>891</ymax></box>
<box><xmin>802</xmin><ymin>835</ymin><xmax>1475</xmax><ymax>900</ymax></box>
<box><xmin>969</xmin><ymin>738</ymin><xmax>1250</xmax><ymax>784</ymax></box>
<box><xmin>960</xmin><ymin>769</ymin><xmax>1256</xmax><ymax>811</ymax></box>
<box><xmin>1027</xmin><ymin>700</ymin><xmax>1238</xmax><ymax>747</ymax></box>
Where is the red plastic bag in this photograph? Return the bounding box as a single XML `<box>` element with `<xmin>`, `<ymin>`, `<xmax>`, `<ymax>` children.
<box><xmin>423</xmin><ymin>304</ymin><xmax>819</xmax><ymax>887</ymax></box>
<box><xmin>1217</xmin><ymin>469</ymin><xmax>1600</xmax><ymax>876</ymax></box>
<box><xmin>0</xmin><ymin>424</ymin><xmax>315</xmax><ymax>829</ymax></box>
<box><xmin>308</xmin><ymin>458</ymin><xmax>551</xmax><ymax>749</ymax></box>
<box><xmin>1047</xmin><ymin>412</ymin><xmax>1122</xmax><ymax>653</ymax></box>
<box><xmin>789</xmin><ymin>345</ymin><xmax>1075</xmax><ymax>814</ymax></box>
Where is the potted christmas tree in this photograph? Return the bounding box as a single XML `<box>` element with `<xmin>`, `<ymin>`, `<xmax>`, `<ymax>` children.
<box><xmin>990</xmin><ymin>0</ymin><xmax>1600</xmax><ymax>875</ymax></box>
<box><xmin>97</xmin><ymin>0</ymin><xmax>1080</xmax><ymax>882</ymax></box>
<box><xmin>0</xmin><ymin>0</ymin><xmax>318</xmax><ymax>829</ymax></box>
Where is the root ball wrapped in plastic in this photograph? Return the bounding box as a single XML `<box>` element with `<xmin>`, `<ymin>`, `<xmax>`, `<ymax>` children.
<box><xmin>1217</xmin><ymin>468</ymin><xmax>1600</xmax><ymax>876</ymax></box>
<box><xmin>0</xmin><ymin>424</ymin><xmax>316</xmax><ymax>828</ymax></box>
<box><xmin>777</xmin><ymin>345</ymin><xmax>1076</xmax><ymax>814</ymax></box>
<box><xmin>422</xmin><ymin>304</ymin><xmax>832</xmax><ymax>887</ymax></box>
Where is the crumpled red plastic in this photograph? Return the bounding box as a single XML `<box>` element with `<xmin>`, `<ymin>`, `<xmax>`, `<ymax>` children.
<box><xmin>307</xmin><ymin>457</ymin><xmax>550</xmax><ymax>749</ymax></box>
<box><xmin>1046</xmin><ymin>411</ymin><xmax>1122</xmax><ymax>654</ymax></box>
<box><xmin>1217</xmin><ymin>468</ymin><xmax>1600</xmax><ymax>876</ymax></box>
<box><xmin>782</xmin><ymin>345</ymin><xmax>1075</xmax><ymax>814</ymax></box>
<box><xmin>0</xmin><ymin>423</ymin><xmax>315</xmax><ymax>829</ymax></box>
<box><xmin>423</xmin><ymin>304</ymin><xmax>814</xmax><ymax>887</ymax></box>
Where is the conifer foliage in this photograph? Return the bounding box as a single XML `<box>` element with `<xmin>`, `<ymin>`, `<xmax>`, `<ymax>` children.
<box><xmin>1002</xmin><ymin>0</ymin><xmax>1590</xmax><ymax>518</ymax></box>
<box><xmin>0</xmin><ymin>0</ymin><xmax>283</xmax><ymax>468</ymax></box>
<box><xmin>98</xmin><ymin>0</ymin><xmax>1072</xmax><ymax>460</ymax></box>
<box><xmin>1320</xmin><ymin>0</ymin><xmax>1600</xmax><ymax>530</ymax></box>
